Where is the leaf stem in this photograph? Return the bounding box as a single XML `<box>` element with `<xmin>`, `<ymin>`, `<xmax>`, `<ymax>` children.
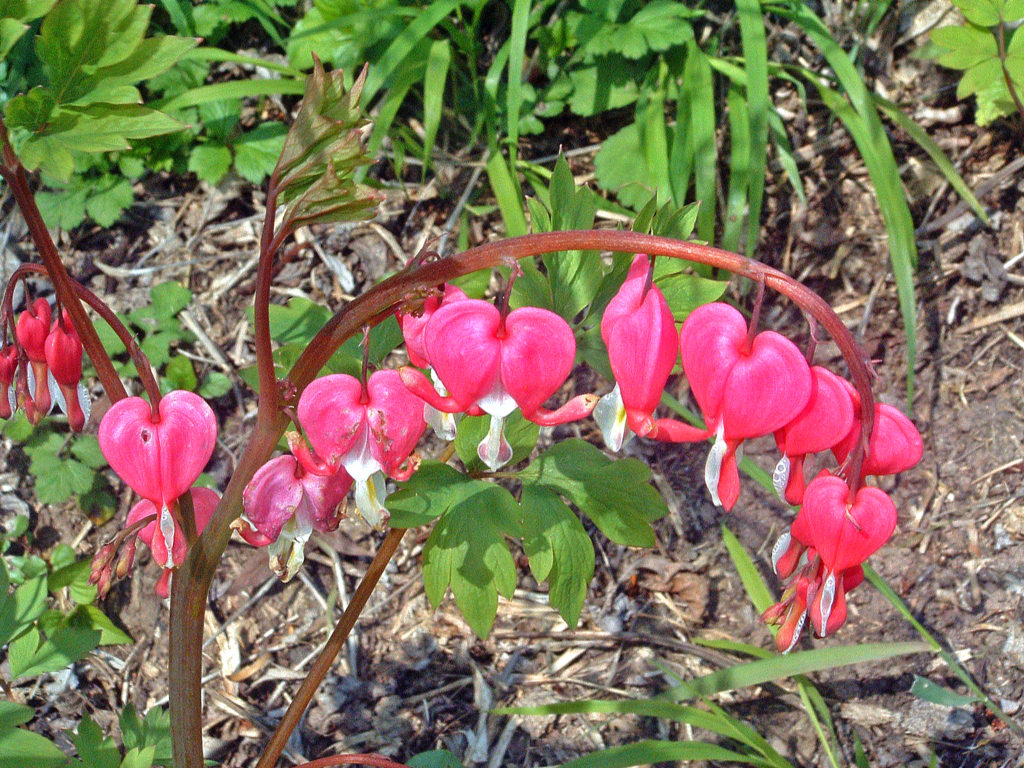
<box><xmin>996</xmin><ymin>22</ymin><xmax>1024</xmax><ymax>126</ymax></box>
<box><xmin>254</xmin><ymin>528</ymin><xmax>407</xmax><ymax>768</ymax></box>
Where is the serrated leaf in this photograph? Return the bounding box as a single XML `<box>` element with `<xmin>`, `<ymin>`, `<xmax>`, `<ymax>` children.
<box><xmin>233</xmin><ymin>122</ymin><xmax>287</xmax><ymax>183</ymax></box>
<box><xmin>188</xmin><ymin>142</ymin><xmax>232</xmax><ymax>183</ymax></box>
<box><xmin>84</xmin><ymin>176</ymin><xmax>134</xmax><ymax>227</ymax></box>
<box><xmin>4</xmin><ymin>87</ymin><xmax>56</xmax><ymax>132</ymax></box>
<box><xmin>422</xmin><ymin>482</ymin><xmax>519</xmax><ymax>638</ymax></box>
<box><xmin>518</xmin><ymin>439</ymin><xmax>665</xmax><ymax>547</ymax></box>
<box><xmin>388</xmin><ymin>462</ymin><xmax>485</xmax><ymax>528</ymax></box>
<box><xmin>35</xmin><ymin>185</ymin><xmax>89</xmax><ymax>228</ymax></box>
<box><xmin>654</xmin><ymin>269</ymin><xmax>729</xmax><ymax>321</ymax></box>
<box><xmin>520</xmin><ymin>485</ymin><xmax>594</xmax><ymax>627</ymax></box>
<box><xmin>120</xmin><ymin>705</ymin><xmax>172</xmax><ymax>763</ymax></box>
<box><xmin>9</xmin><ymin>620</ymin><xmax>101</xmax><ymax>679</ymax></box>
<box><xmin>0</xmin><ymin>573</ymin><xmax>47</xmax><ymax>645</ymax></box>
<box><xmin>0</xmin><ymin>726</ymin><xmax>67</xmax><ymax>768</ymax></box>
<box><xmin>566</xmin><ymin>60</ymin><xmax>642</xmax><ymax>117</ymax></box>
<box><xmin>33</xmin><ymin>456</ymin><xmax>95</xmax><ymax>504</ymax></box>
<box><xmin>454</xmin><ymin>412</ymin><xmax>539</xmax><ymax>472</ymax></box>
<box><xmin>73</xmin><ymin>604</ymin><xmax>132</xmax><ymax>645</ymax></box>
<box><xmin>70</xmin><ymin>715</ymin><xmax>120</xmax><ymax>768</ymax></box>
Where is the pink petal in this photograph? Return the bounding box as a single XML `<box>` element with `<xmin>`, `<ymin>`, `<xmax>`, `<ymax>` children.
<box><xmin>679</xmin><ymin>302</ymin><xmax>747</xmax><ymax>426</ymax></box>
<box><xmin>423</xmin><ymin>300</ymin><xmax>503</xmax><ymax>409</ymax></box>
<box><xmin>499</xmin><ymin>307</ymin><xmax>576</xmax><ymax>416</ymax></box>
<box><xmin>800</xmin><ymin>475</ymin><xmax>897</xmax><ymax>573</ymax></box>
<box><xmin>364</xmin><ymin>369</ymin><xmax>426</xmax><ymax>476</ymax></box>
<box><xmin>399</xmin><ymin>283</ymin><xmax>467</xmax><ymax>368</ymax></box>
<box><xmin>298</xmin><ymin>374</ymin><xmax>367</xmax><ymax>465</ymax></box>
<box><xmin>775</xmin><ymin>366</ymin><xmax>855</xmax><ymax>456</ymax></box>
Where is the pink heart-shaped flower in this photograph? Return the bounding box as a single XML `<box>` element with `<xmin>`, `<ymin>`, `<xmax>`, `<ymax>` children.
<box><xmin>799</xmin><ymin>475</ymin><xmax>897</xmax><ymax>573</ymax></box>
<box><xmin>127</xmin><ymin>486</ymin><xmax>220</xmax><ymax>570</ymax></box>
<box><xmin>99</xmin><ymin>391</ymin><xmax>218</xmax><ymax>507</ymax></box>
<box><xmin>832</xmin><ymin>390</ymin><xmax>923</xmax><ymax>478</ymax></box>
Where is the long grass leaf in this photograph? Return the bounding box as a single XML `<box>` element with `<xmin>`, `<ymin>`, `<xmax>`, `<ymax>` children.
<box><xmin>638</xmin><ymin>68</ymin><xmax>672</xmax><ymax>203</ymax></box>
<box><xmin>185</xmin><ymin>46</ymin><xmax>303</xmax><ymax>77</ymax></box>
<box><xmin>557</xmin><ymin>740</ymin><xmax>773</xmax><ymax>768</ymax></box>
<box><xmin>662</xmin><ymin>641</ymin><xmax>930</xmax><ymax>700</ymax></box>
<box><xmin>722</xmin><ymin>85</ymin><xmax>751</xmax><ymax>253</ymax></box>
<box><xmin>687</xmin><ymin>40</ymin><xmax>718</xmax><ymax>243</ymax></box>
<box><xmin>421</xmin><ymin>40</ymin><xmax>452</xmax><ymax>174</ymax></box>
<box><xmin>486</xmin><ymin>153</ymin><xmax>528</xmax><ymax>237</ymax></box>
<box><xmin>721</xmin><ymin>523</ymin><xmax>773</xmax><ymax>614</ymax></box>
<box><xmin>774</xmin><ymin>2</ymin><xmax>919</xmax><ymax>400</ymax></box>
<box><xmin>735</xmin><ymin>0</ymin><xmax>770</xmax><ymax>255</ymax></box>
<box><xmin>362</xmin><ymin>0</ymin><xmax>463</xmax><ymax>104</ymax></box>
<box><xmin>874</xmin><ymin>95</ymin><xmax>988</xmax><ymax>223</ymax></box>
<box><xmin>797</xmin><ymin>684</ymin><xmax>841</xmax><ymax>768</ymax></box>
<box><xmin>767</xmin><ymin>110</ymin><xmax>807</xmax><ymax>204</ymax></box>
<box><xmin>506</xmin><ymin>0</ymin><xmax>531</xmax><ymax>154</ymax></box>
<box><xmin>156</xmin><ymin>78</ymin><xmax>306</xmax><ymax>110</ymax></box>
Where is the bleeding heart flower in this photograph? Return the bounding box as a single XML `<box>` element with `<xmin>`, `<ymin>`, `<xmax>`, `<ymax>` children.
<box><xmin>99</xmin><ymin>390</ymin><xmax>218</xmax><ymax>511</ymax></box>
<box><xmin>16</xmin><ymin>298</ymin><xmax>52</xmax><ymax>417</ymax></box>
<box><xmin>44</xmin><ymin>310</ymin><xmax>90</xmax><ymax>432</ymax></box>
<box><xmin>772</xmin><ymin>367</ymin><xmax>855</xmax><ymax>504</ymax></box>
<box><xmin>678</xmin><ymin>302</ymin><xmax>812</xmax><ymax>510</ymax></box>
<box><xmin>400</xmin><ymin>300</ymin><xmax>596</xmax><ymax>470</ymax></box>
<box><xmin>832</xmin><ymin>387</ymin><xmax>923</xmax><ymax>479</ymax></box>
<box><xmin>126</xmin><ymin>486</ymin><xmax>219</xmax><ymax>598</ymax></box>
<box><xmin>398</xmin><ymin>283</ymin><xmax>468</xmax><ymax>440</ymax></box>
<box><xmin>237</xmin><ymin>446</ymin><xmax>353</xmax><ymax>581</ymax></box>
<box><xmin>595</xmin><ymin>255</ymin><xmax>678</xmax><ymax>450</ymax></box>
<box><xmin>0</xmin><ymin>346</ymin><xmax>16</xmax><ymax>420</ymax></box>
<box><xmin>297</xmin><ymin>370</ymin><xmax>425</xmax><ymax>529</ymax></box>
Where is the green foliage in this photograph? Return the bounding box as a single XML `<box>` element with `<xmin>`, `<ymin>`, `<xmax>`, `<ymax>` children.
<box><xmin>927</xmin><ymin>0</ymin><xmax>1024</xmax><ymax>125</ymax></box>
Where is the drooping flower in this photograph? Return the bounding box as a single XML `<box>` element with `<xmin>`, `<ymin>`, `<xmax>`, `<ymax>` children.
<box><xmin>126</xmin><ymin>486</ymin><xmax>220</xmax><ymax>598</ymax></box>
<box><xmin>763</xmin><ymin>473</ymin><xmax>897</xmax><ymax>650</ymax></box>
<box><xmin>236</xmin><ymin>442</ymin><xmax>353</xmax><ymax>581</ymax></box>
<box><xmin>99</xmin><ymin>390</ymin><xmax>218</xmax><ymax>566</ymax></box>
<box><xmin>15</xmin><ymin>298</ymin><xmax>52</xmax><ymax>418</ymax></box>
<box><xmin>594</xmin><ymin>255</ymin><xmax>678</xmax><ymax>450</ymax></box>
<box><xmin>44</xmin><ymin>310</ymin><xmax>90</xmax><ymax>432</ymax></box>
<box><xmin>297</xmin><ymin>370</ymin><xmax>425</xmax><ymax>529</ymax></box>
<box><xmin>677</xmin><ymin>302</ymin><xmax>812</xmax><ymax>510</ymax></box>
<box><xmin>772</xmin><ymin>366</ymin><xmax>855</xmax><ymax>505</ymax></box>
<box><xmin>0</xmin><ymin>346</ymin><xmax>16</xmax><ymax>420</ymax></box>
<box><xmin>400</xmin><ymin>300</ymin><xmax>596</xmax><ymax>470</ymax></box>
<box><xmin>832</xmin><ymin>387</ymin><xmax>923</xmax><ymax>479</ymax></box>
<box><xmin>397</xmin><ymin>283</ymin><xmax>468</xmax><ymax>440</ymax></box>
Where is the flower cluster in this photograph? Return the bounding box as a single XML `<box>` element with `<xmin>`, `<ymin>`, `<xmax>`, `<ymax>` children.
<box><xmin>2</xmin><ymin>297</ymin><xmax>89</xmax><ymax>431</ymax></box>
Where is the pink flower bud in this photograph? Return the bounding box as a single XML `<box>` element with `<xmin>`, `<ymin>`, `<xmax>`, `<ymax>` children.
<box><xmin>44</xmin><ymin>310</ymin><xmax>89</xmax><ymax>432</ymax></box>
<box><xmin>772</xmin><ymin>367</ymin><xmax>855</xmax><ymax>504</ymax></box>
<box><xmin>596</xmin><ymin>256</ymin><xmax>678</xmax><ymax>448</ymax></box>
<box><xmin>16</xmin><ymin>298</ymin><xmax>52</xmax><ymax>416</ymax></box>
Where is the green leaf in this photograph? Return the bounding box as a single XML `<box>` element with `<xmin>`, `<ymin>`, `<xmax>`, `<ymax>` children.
<box><xmin>188</xmin><ymin>143</ymin><xmax>232</xmax><ymax>184</ymax></box>
<box><xmin>0</xmin><ymin>701</ymin><xmax>34</xmax><ymax>733</ymax></box>
<box><xmin>421</xmin><ymin>482</ymin><xmax>520</xmax><ymax>638</ymax></box>
<box><xmin>9</xmin><ymin>620</ymin><xmax>102</xmax><ymax>680</ymax></box>
<box><xmin>485</xmin><ymin>153</ymin><xmax>527</xmax><ymax>237</ymax></box>
<box><xmin>654</xmin><ymin>269</ymin><xmax>729</xmax><ymax>322</ymax></box>
<box><xmin>388</xmin><ymin>462</ymin><xmax>488</xmax><ymax>528</ymax></box>
<box><xmin>558</xmin><ymin>740</ymin><xmax>765</xmax><ymax>767</ymax></box>
<box><xmin>73</xmin><ymin>604</ymin><xmax>132</xmax><ymax>645</ymax></box>
<box><xmin>120</xmin><ymin>705</ymin><xmax>173</xmax><ymax>764</ymax></box>
<box><xmin>518</xmin><ymin>439</ymin><xmax>665</xmax><ymax>547</ymax></box>
<box><xmin>84</xmin><ymin>176</ymin><xmax>135</xmax><ymax>227</ymax></box>
<box><xmin>408</xmin><ymin>750</ymin><xmax>465</xmax><ymax>768</ymax></box>
<box><xmin>70</xmin><ymin>715</ymin><xmax>120</xmax><ymax>768</ymax></box>
<box><xmin>4</xmin><ymin>87</ymin><xmax>56</xmax><ymax>133</ymax></box>
<box><xmin>520</xmin><ymin>485</ymin><xmax>594</xmax><ymax>627</ymax></box>
<box><xmin>198</xmin><ymin>371</ymin><xmax>232</xmax><ymax>398</ymax></box>
<box><xmin>454</xmin><ymin>412</ymin><xmax>539</xmax><ymax>472</ymax></box>
<box><xmin>164</xmin><ymin>355</ymin><xmax>197</xmax><ymax>391</ymax></box>
<box><xmin>955</xmin><ymin>0</ymin><xmax>1001</xmax><ymax>26</ymax></box>
<box><xmin>720</xmin><ymin>523</ymin><xmax>773</xmax><ymax>614</ymax></box>
<box><xmin>0</xmin><ymin>727</ymin><xmax>67</xmax><ymax>768</ymax></box>
<box><xmin>910</xmin><ymin>675</ymin><xmax>981</xmax><ymax>708</ymax></box>
<box><xmin>593</xmin><ymin>122</ymin><xmax>655</xmax><ymax>209</ymax></box>
<box><xmin>70</xmin><ymin>435</ymin><xmax>107</xmax><ymax>469</ymax></box>
<box><xmin>149</xmin><ymin>281</ymin><xmax>192</xmax><ymax>319</ymax></box>
<box><xmin>233</xmin><ymin>122</ymin><xmax>288</xmax><ymax>183</ymax></box>
<box><xmin>0</xmin><ymin>572</ymin><xmax>47</xmax><ymax>645</ymax></box>
<box><xmin>32</xmin><ymin>455</ymin><xmax>95</xmax><ymax>504</ymax></box>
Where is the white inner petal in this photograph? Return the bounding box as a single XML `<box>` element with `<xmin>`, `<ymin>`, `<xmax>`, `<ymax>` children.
<box><xmin>425</xmin><ymin>403</ymin><xmax>458</xmax><ymax>441</ymax></box>
<box><xmin>477</xmin><ymin>378</ymin><xmax>518</xmax><ymax>419</ymax></box>
<box><xmin>267</xmin><ymin>516</ymin><xmax>312</xmax><ymax>582</ymax></box>
<box><xmin>478</xmin><ymin>414</ymin><xmax>513</xmax><ymax>471</ymax></box>
<box><xmin>772</xmin><ymin>455</ymin><xmax>791</xmax><ymax>500</ymax></box>
<box><xmin>159</xmin><ymin>504</ymin><xmax>177</xmax><ymax>569</ymax></box>
<box><xmin>770</xmin><ymin>532</ymin><xmax>792</xmax><ymax>576</ymax></box>
<box><xmin>354</xmin><ymin>471</ymin><xmax>389</xmax><ymax>530</ymax></box>
<box><xmin>594</xmin><ymin>384</ymin><xmax>630</xmax><ymax>452</ymax></box>
<box><xmin>340</xmin><ymin>422</ymin><xmax>382</xmax><ymax>482</ymax></box>
<box><xmin>784</xmin><ymin>610</ymin><xmax>806</xmax><ymax>654</ymax></box>
<box><xmin>817</xmin><ymin>571</ymin><xmax>837</xmax><ymax>637</ymax></box>
<box><xmin>703</xmin><ymin>421</ymin><xmax>728</xmax><ymax>507</ymax></box>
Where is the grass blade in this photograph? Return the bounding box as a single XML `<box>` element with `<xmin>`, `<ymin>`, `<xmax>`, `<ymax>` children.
<box><xmin>722</xmin><ymin>84</ymin><xmax>751</xmax><ymax>253</ymax></box>
<box><xmin>663</xmin><ymin>641</ymin><xmax>930</xmax><ymax>700</ymax></box>
<box><xmin>156</xmin><ymin>78</ymin><xmax>306</xmax><ymax>110</ymax></box>
<box><xmin>558</xmin><ymin>740</ymin><xmax>774</xmax><ymax>768</ymax></box>
<box><xmin>185</xmin><ymin>46</ymin><xmax>303</xmax><ymax>77</ymax></box>
<box><xmin>506</xmin><ymin>0</ymin><xmax>531</xmax><ymax>154</ymax></box>
<box><xmin>421</xmin><ymin>39</ymin><xmax>452</xmax><ymax>174</ymax></box>
<box><xmin>721</xmin><ymin>522</ymin><xmax>773</xmax><ymax>614</ymax></box>
<box><xmin>686</xmin><ymin>40</ymin><xmax>718</xmax><ymax>243</ymax></box>
<box><xmin>486</xmin><ymin>153</ymin><xmax>528</xmax><ymax>237</ymax></box>
<box><xmin>735</xmin><ymin>0</ymin><xmax>770</xmax><ymax>256</ymax></box>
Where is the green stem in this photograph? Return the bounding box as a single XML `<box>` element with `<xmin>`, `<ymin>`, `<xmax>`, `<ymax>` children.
<box><xmin>996</xmin><ymin>22</ymin><xmax>1024</xmax><ymax>126</ymax></box>
<box><xmin>169</xmin><ymin>230</ymin><xmax>877</xmax><ymax>768</ymax></box>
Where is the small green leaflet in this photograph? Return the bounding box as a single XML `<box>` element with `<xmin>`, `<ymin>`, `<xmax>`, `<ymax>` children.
<box><xmin>518</xmin><ymin>439</ymin><xmax>667</xmax><ymax>547</ymax></box>
<box><xmin>454</xmin><ymin>412</ymin><xmax>539</xmax><ymax>472</ymax></box>
<box><xmin>419</xmin><ymin>476</ymin><xmax>520</xmax><ymax>639</ymax></box>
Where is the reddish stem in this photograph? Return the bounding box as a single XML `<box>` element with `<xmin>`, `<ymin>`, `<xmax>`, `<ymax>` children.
<box><xmin>294</xmin><ymin>756</ymin><xmax>412</xmax><ymax>768</ymax></box>
<box><xmin>0</xmin><ymin>120</ymin><xmax>126</xmax><ymax>405</ymax></box>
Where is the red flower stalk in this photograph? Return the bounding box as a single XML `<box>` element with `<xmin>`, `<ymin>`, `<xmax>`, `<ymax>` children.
<box><xmin>297</xmin><ymin>370</ymin><xmax>425</xmax><ymax>529</ymax></box>
<box><xmin>400</xmin><ymin>300</ymin><xmax>596</xmax><ymax>470</ymax></box>
<box><xmin>594</xmin><ymin>255</ymin><xmax>678</xmax><ymax>450</ymax></box>
<box><xmin>772</xmin><ymin>366</ymin><xmax>855</xmax><ymax>505</ymax></box>
<box><xmin>676</xmin><ymin>302</ymin><xmax>812</xmax><ymax>510</ymax></box>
